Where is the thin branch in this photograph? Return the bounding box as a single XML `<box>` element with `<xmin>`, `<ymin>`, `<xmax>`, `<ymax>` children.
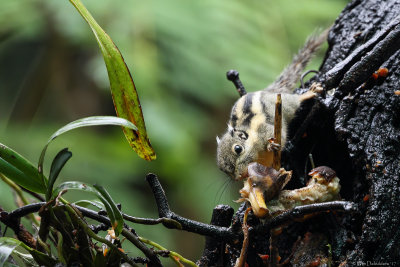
<box><xmin>226</xmin><ymin>70</ymin><xmax>247</xmax><ymax>96</ymax></box>
<box><xmin>146</xmin><ymin>173</ymin><xmax>239</xmax><ymax>241</ymax></box>
<box><xmin>0</xmin><ymin>207</ymin><xmax>37</xmax><ymax>249</ymax></box>
<box><xmin>273</xmin><ymin>94</ymin><xmax>282</xmax><ymax>170</ymax></box>
<box><xmin>123</xmin><ymin>214</ymin><xmax>182</xmax><ymax>229</ymax></box>
<box><xmin>3</xmin><ymin>198</ymin><xmax>356</xmax><ymax>250</ymax></box>
<box><xmin>7</xmin><ymin>202</ymin><xmax>44</xmax><ymax>218</ymax></box>
<box><xmin>257</xmin><ymin>201</ymin><xmax>356</xmax><ymax>232</ymax></box>
<box><xmin>139</xmin><ymin>236</ymin><xmax>199</xmax><ymax>267</ymax></box>
<box><xmin>89</xmin><ymin>223</ymin><xmax>109</xmax><ymax>234</ymax></box>
<box><xmin>121</xmin><ymin>229</ymin><xmax>162</xmax><ymax>267</ymax></box>
<box><xmin>269</xmin><ymin>227</ymin><xmax>280</xmax><ymax>266</ymax></box>
<box><xmin>308</xmin><ymin>154</ymin><xmax>316</xmax><ymax>169</ymax></box>
<box><xmin>235</xmin><ymin>207</ymin><xmax>251</xmax><ymax>267</ymax></box>
<box><xmin>0</xmin><ymin>173</ymin><xmax>40</xmax><ymax>226</ymax></box>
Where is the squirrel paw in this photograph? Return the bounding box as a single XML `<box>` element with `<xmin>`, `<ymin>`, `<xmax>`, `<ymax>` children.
<box><xmin>310</xmin><ymin>82</ymin><xmax>324</xmax><ymax>94</ymax></box>
<box><xmin>267</xmin><ymin>138</ymin><xmax>281</xmax><ymax>152</ymax></box>
<box><xmin>300</xmin><ymin>82</ymin><xmax>323</xmax><ymax>101</ymax></box>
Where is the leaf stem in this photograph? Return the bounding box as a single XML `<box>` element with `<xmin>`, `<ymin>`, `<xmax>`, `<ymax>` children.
<box><xmin>139</xmin><ymin>236</ymin><xmax>198</xmax><ymax>267</ymax></box>
<box><xmin>123</xmin><ymin>214</ymin><xmax>182</xmax><ymax>229</ymax></box>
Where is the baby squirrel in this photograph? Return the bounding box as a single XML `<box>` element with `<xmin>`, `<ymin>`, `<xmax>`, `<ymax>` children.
<box><xmin>217</xmin><ymin>30</ymin><xmax>328</xmax><ymax>180</ymax></box>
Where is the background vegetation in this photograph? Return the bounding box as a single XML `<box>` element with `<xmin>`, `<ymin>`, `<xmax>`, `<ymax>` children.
<box><xmin>0</xmin><ymin>0</ymin><xmax>347</xmax><ymax>262</ymax></box>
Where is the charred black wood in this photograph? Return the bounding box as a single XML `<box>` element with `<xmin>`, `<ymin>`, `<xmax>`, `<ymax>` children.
<box><xmin>197</xmin><ymin>205</ymin><xmax>234</xmax><ymax>266</ymax></box>
<box><xmin>282</xmin><ymin>0</ymin><xmax>400</xmax><ymax>264</ymax></box>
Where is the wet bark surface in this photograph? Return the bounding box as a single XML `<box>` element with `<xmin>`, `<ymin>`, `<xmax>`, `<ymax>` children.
<box><xmin>203</xmin><ymin>0</ymin><xmax>400</xmax><ymax>265</ymax></box>
<box><xmin>316</xmin><ymin>0</ymin><xmax>400</xmax><ymax>264</ymax></box>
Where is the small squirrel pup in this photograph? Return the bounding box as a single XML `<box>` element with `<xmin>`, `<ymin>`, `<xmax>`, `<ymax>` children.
<box><xmin>217</xmin><ymin>30</ymin><xmax>328</xmax><ymax>180</ymax></box>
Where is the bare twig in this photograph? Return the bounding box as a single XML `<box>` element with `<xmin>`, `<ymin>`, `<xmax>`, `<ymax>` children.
<box><xmin>146</xmin><ymin>173</ymin><xmax>239</xmax><ymax>241</ymax></box>
<box><xmin>226</xmin><ymin>70</ymin><xmax>247</xmax><ymax>96</ymax></box>
<box><xmin>121</xmin><ymin>229</ymin><xmax>162</xmax><ymax>267</ymax></box>
<box><xmin>258</xmin><ymin>201</ymin><xmax>357</xmax><ymax>232</ymax></box>
<box><xmin>235</xmin><ymin>207</ymin><xmax>252</xmax><ymax>267</ymax></box>
<box><xmin>139</xmin><ymin>236</ymin><xmax>198</xmax><ymax>267</ymax></box>
<box><xmin>308</xmin><ymin>154</ymin><xmax>315</xmax><ymax>169</ymax></box>
<box><xmin>273</xmin><ymin>94</ymin><xmax>282</xmax><ymax>170</ymax></box>
<box><xmin>0</xmin><ymin>173</ymin><xmax>40</xmax><ymax>226</ymax></box>
<box><xmin>123</xmin><ymin>214</ymin><xmax>182</xmax><ymax>229</ymax></box>
<box><xmin>0</xmin><ymin>207</ymin><xmax>37</xmax><ymax>249</ymax></box>
<box><xmin>2</xmin><ymin>196</ymin><xmax>356</xmax><ymax>259</ymax></box>
<box><xmin>269</xmin><ymin>227</ymin><xmax>281</xmax><ymax>267</ymax></box>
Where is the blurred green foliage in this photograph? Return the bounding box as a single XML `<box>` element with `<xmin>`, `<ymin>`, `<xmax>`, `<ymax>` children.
<box><xmin>0</xmin><ymin>0</ymin><xmax>347</xmax><ymax>262</ymax></box>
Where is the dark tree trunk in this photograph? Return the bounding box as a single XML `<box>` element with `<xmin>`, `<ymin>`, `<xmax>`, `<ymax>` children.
<box><xmin>314</xmin><ymin>0</ymin><xmax>400</xmax><ymax>264</ymax></box>
<box><xmin>201</xmin><ymin>0</ymin><xmax>400</xmax><ymax>266</ymax></box>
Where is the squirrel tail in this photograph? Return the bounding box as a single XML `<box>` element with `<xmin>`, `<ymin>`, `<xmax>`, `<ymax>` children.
<box><xmin>266</xmin><ymin>28</ymin><xmax>330</xmax><ymax>93</ymax></box>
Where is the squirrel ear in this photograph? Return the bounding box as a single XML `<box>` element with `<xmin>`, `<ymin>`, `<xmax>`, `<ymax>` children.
<box><xmin>227</xmin><ymin>124</ymin><xmax>234</xmax><ymax>134</ymax></box>
<box><xmin>216</xmin><ymin>136</ymin><xmax>221</xmax><ymax>144</ymax></box>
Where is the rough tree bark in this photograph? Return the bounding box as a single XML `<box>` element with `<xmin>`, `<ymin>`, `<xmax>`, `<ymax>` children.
<box><xmin>313</xmin><ymin>1</ymin><xmax>400</xmax><ymax>265</ymax></box>
<box><xmin>200</xmin><ymin>0</ymin><xmax>400</xmax><ymax>266</ymax></box>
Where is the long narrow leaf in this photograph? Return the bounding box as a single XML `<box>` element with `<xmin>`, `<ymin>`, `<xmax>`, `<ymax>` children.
<box><xmin>93</xmin><ymin>184</ymin><xmax>123</xmax><ymax>236</ymax></box>
<box><xmin>46</xmin><ymin>148</ymin><xmax>72</xmax><ymax>201</ymax></box>
<box><xmin>74</xmin><ymin>200</ymin><xmax>105</xmax><ymax>210</ymax></box>
<box><xmin>53</xmin><ymin>181</ymin><xmax>98</xmax><ymax>196</ymax></box>
<box><xmin>96</xmin><ymin>194</ymin><xmax>117</xmax><ymax>234</ymax></box>
<box><xmin>10</xmin><ymin>250</ymin><xmax>36</xmax><ymax>267</ymax></box>
<box><xmin>3</xmin><ymin>263</ymin><xmax>18</xmax><ymax>267</ymax></box>
<box><xmin>0</xmin><ymin>238</ymin><xmax>18</xmax><ymax>267</ymax></box>
<box><xmin>38</xmin><ymin>116</ymin><xmax>137</xmax><ymax>173</ymax></box>
<box><xmin>68</xmin><ymin>0</ymin><xmax>156</xmax><ymax>161</ymax></box>
<box><xmin>0</xmin><ymin>238</ymin><xmax>57</xmax><ymax>267</ymax></box>
<box><xmin>0</xmin><ymin>144</ymin><xmax>46</xmax><ymax>193</ymax></box>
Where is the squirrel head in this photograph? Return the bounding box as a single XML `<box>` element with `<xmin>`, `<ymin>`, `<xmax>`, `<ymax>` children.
<box><xmin>217</xmin><ymin>125</ymin><xmax>258</xmax><ymax>180</ymax></box>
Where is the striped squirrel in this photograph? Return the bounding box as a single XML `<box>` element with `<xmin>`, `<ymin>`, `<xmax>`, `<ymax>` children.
<box><xmin>216</xmin><ymin>30</ymin><xmax>328</xmax><ymax>180</ymax></box>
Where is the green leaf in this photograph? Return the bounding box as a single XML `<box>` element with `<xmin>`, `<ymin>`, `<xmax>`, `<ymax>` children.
<box><xmin>92</xmin><ymin>193</ymin><xmax>117</xmax><ymax>234</ymax></box>
<box><xmin>53</xmin><ymin>181</ymin><xmax>98</xmax><ymax>196</ymax></box>
<box><xmin>38</xmin><ymin>116</ymin><xmax>138</xmax><ymax>174</ymax></box>
<box><xmin>53</xmin><ymin>181</ymin><xmax>123</xmax><ymax>236</ymax></box>
<box><xmin>46</xmin><ymin>148</ymin><xmax>72</xmax><ymax>201</ymax></box>
<box><xmin>68</xmin><ymin>0</ymin><xmax>156</xmax><ymax>161</ymax></box>
<box><xmin>74</xmin><ymin>200</ymin><xmax>105</xmax><ymax>210</ymax></box>
<box><xmin>0</xmin><ymin>238</ymin><xmax>57</xmax><ymax>267</ymax></box>
<box><xmin>10</xmin><ymin>250</ymin><xmax>36</xmax><ymax>267</ymax></box>
<box><xmin>0</xmin><ymin>143</ymin><xmax>46</xmax><ymax>193</ymax></box>
<box><xmin>93</xmin><ymin>184</ymin><xmax>123</xmax><ymax>236</ymax></box>
<box><xmin>94</xmin><ymin>251</ymin><xmax>107</xmax><ymax>267</ymax></box>
<box><xmin>0</xmin><ymin>238</ymin><xmax>18</xmax><ymax>267</ymax></box>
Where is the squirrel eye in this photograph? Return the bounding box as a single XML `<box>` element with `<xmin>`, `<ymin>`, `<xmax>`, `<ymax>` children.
<box><xmin>233</xmin><ymin>144</ymin><xmax>243</xmax><ymax>155</ymax></box>
<box><xmin>238</xmin><ymin>132</ymin><xmax>248</xmax><ymax>140</ymax></box>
